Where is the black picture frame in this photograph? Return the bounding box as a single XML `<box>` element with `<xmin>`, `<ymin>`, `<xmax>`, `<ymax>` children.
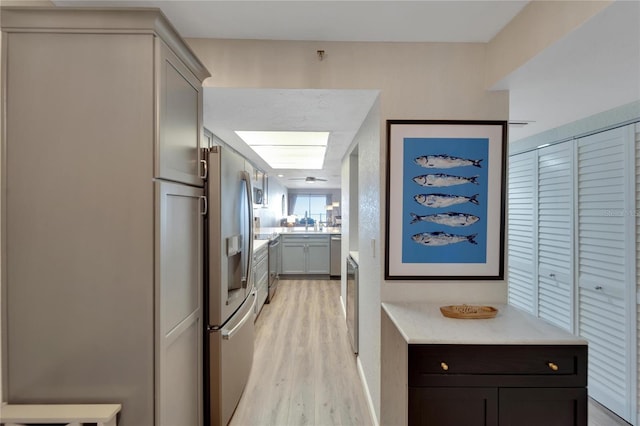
<box><xmin>385</xmin><ymin>120</ymin><xmax>507</xmax><ymax>280</ymax></box>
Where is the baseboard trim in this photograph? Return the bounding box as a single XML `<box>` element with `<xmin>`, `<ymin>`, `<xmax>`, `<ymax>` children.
<box><xmin>357</xmin><ymin>356</ymin><xmax>379</xmax><ymax>426</ymax></box>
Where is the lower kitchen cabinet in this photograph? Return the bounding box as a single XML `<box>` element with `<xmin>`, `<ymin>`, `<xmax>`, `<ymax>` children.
<box><xmin>410</xmin><ymin>387</ymin><xmax>498</xmax><ymax>426</ymax></box>
<box><xmin>407</xmin><ymin>344</ymin><xmax>587</xmax><ymax>426</ymax></box>
<box><xmin>498</xmin><ymin>387</ymin><xmax>586</xmax><ymax>426</ymax></box>
<box><xmin>381</xmin><ymin>304</ymin><xmax>589</xmax><ymax>426</ymax></box>
<box><xmin>281</xmin><ymin>234</ymin><xmax>330</xmax><ymax>275</ymax></box>
<box><xmin>253</xmin><ymin>243</ymin><xmax>268</xmax><ymax>318</ymax></box>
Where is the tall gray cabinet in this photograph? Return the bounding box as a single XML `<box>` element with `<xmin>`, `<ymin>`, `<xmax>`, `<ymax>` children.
<box><xmin>1</xmin><ymin>8</ymin><xmax>210</xmax><ymax>426</ymax></box>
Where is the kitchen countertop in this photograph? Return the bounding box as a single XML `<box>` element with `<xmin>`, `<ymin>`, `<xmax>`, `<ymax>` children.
<box><xmin>253</xmin><ymin>239</ymin><xmax>269</xmax><ymax>252</ymax></box>
<box><xmin>381</xmin><ymin>302</ymin><xmax>587</xmax><ymax>346</ymax></box>
<box><xmin>348</xmin><ymin>251</ymin><xmax>359</xmax><ymax>264</ymax></box>
<box><xmin>256</xmin><ymin>227</ymin><xmax>341</xmax><ymax>237</ymax></box>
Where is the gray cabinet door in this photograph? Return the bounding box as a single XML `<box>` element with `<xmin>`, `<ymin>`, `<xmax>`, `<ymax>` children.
<box><xmin>281</xmin><ymin>241</ymin><xmax>307</xmax><ymax>274</ymax></box>
<box><xmin>3</xmin><ymin>28</ymin><xmax>156</xmax><ymax>426</ymax></box>
<box><xmin>157</xmin><ymin>41</ymin><xmax>203</xmax><ymax>186</ymax></box>
<box><xmin>281</xmin><ymin>235</ymin><xmax>331</xmax><ymax>274</ymax></box>
<box><xmin>156</xmin><ymin>181</ymin><xmax>204</xmax><ymax>426</ymax></box>
<box><xmin>306</xmin><ymin>241</ymin><xmax>331</xmax><ymax>274</ymax></box>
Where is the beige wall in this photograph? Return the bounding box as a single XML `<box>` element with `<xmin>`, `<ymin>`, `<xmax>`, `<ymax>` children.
<box><xmin>0</xmin><ymin>0</ymin><xmax>614</xmax><ymax>415</ymax></box>
<box><xmin>187</xmin><ymin>36</ymin><xmax>511</xmax><ymax>304</ymax></box>
<box><xmin>186</xmin><ymin>37</ymin><xmax>509</xmax><ymax>420</ymax></box>
<box><xmin>486</xmin><ymin>0</ymin><xmax>612</xmax><ymax>88</ymax></box>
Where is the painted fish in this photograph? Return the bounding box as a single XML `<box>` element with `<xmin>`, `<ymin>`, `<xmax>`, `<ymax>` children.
<box><xmin>414</xmin><ymin>193</ymin><xmax>479</xmax><ymax>208</ymax></box>
<box><xmin>411</xmin><ymin>232</ymin><xmax>478</xmax><ymax>246</ymax></box>
<box><xmin>414</xmin><ymin>154</ymin><xmax>482</xmax><ymax>169</ymax></box>
<box><xmin>410</xmin><ymin>212</ymin><xmax>480</xmax><ymax>227</ymax></box>
<box><xmin>413</xmin><ymin>173</ymin><xmax>479</xmax><ymax>187</ymax></box>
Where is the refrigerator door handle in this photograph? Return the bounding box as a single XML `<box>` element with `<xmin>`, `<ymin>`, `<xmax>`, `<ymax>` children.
<box><xmin>241</xmin><ymin>171</ymin><xmax>254</xmax><ymax>288</ymax></box>
<box><xmin>222</xmin><ymin>291</ymin><xmax>256</xmax><ymax>340</ymax></box>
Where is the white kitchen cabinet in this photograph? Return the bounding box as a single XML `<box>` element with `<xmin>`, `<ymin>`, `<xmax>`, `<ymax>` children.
<box><xmin>281</xmin><ymin>234</ymin><xmax>331</xmax><ymax>275</ymax></box>
<box><xmin>253</xmin><ymin>243</ymin><xmax>269</xmax><ymax>318</ymax></box>
<box><xmin>1</xmin><ymin>8</ymin><xmax>209</xmax><ymax>426</ymax></box>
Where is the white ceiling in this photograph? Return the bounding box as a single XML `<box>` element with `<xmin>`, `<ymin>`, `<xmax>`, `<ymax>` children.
<box><xmin>203</xmin><ymin>88</ymin><xmax>379</xmax><ymax>189</ymax></box>
<box><xmin>53</xmin><ymin>1</ymin><xmax>640</xmax><ymax>189</ymax></box>
<box><xmin>496</xmin><ymin>0</ymin><xmax>640</xmax><ymax>141</ymax></box>
<box><xmin>53</xmin><ymin>1</ymin><xmax>529</xmax><ymax>43</ymax></box>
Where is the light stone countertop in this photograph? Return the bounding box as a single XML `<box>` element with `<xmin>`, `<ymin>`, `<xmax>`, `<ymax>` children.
<box><xmin>348</xmin><ymin>251</ymin><xmax>359</xmax><ymax>264</ymax></box>
<box><xmin>253</xmin><ymin>239</ymin><xmax>269</xmax><ymax>252</ymax></box>
<box><xmin>256</xmin><ymin>226</ymin><xmax>342</xmax><ymax>236</ymax></box>
<box><xmin>381</xmin><ymin>302</ymin><xmax>587</xmax><ymax>346</ymax></box>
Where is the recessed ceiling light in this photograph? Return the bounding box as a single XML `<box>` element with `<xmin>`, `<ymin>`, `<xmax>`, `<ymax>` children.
<box><xmin>235</xmin><ymin>131</ymin><xmax>329</xmax><ymax>170</ymax></box>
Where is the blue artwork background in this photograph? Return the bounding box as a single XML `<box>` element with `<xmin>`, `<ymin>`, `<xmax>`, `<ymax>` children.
<box><xmin>401</xmin><ymin>138</ymin><xmax>489</xmax><ymax>263</ymax></box>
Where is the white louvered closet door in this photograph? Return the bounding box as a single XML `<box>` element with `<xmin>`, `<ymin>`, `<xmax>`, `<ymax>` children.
<box><xmin>577</xmin><ymin>125</ymin><xmax>636</xmax><ymax>424</ymax></box>
<box><xmin>537</xmin><ymin>142</ymin><xmax>574</xmax><ymax>332</ymax></box>
<box><xmin>508</xmin><ymin>151</ymin><xmax>537</xmax><ymax>314</ymax></box>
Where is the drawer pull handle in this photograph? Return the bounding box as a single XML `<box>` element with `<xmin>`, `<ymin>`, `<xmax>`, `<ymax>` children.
<box><xmin>548</xmin><ymin>362</ymin><xmax>559</xmax><ymax>371</ymax></box>
<box><xmin>440</xmin><ymin>362</ymin><xmax>449</xmax><ymax>371</ymax></box>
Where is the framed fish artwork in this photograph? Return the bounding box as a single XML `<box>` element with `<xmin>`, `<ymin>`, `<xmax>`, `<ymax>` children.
<box><xmin>385</xmin><ymin>120</ymin><xmax>507</xmax><ymax>280</ymax></box>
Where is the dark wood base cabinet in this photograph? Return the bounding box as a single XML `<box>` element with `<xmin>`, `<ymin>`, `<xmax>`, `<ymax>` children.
<box><xmin>408</xmin><ymin>345</ymin><xmax>588</xmax><ymax>426</ymax></box>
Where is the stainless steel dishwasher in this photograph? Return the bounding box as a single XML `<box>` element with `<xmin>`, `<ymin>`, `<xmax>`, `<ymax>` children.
<box><xmin>346</xmin><ymin>255</ymin><xmax>358</xmax><ymax>354</ymax></box>
<box><xmin>330</xmin><ymin>234</ymin><xmax>341</xmax><ymax>277</ymax></box>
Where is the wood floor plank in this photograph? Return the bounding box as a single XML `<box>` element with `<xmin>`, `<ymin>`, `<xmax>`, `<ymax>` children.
<box><xmin>230</xmin><ymin>279</ymin><xmax>372</xmax><ymax>426</ymax></box>
<box><xmin>588</xmin><ymin>398</ymin><xmax>630</xmax><ymax>426</ymax></box>
<box><xmin>230</xmin><ymin>279</ymin><xmax>628</xmax><ymax>426</ymax></box>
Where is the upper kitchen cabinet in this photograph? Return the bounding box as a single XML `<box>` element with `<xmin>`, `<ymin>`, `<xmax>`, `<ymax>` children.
<box><xmin>1</xmin><ymin>7</ymin><xmax>210</xmax><ymax>187</ymax></box>
<box><xmin>158</xmin><ymin>40</ymin><xmax>207</xmax><ymax>186</ymax></box>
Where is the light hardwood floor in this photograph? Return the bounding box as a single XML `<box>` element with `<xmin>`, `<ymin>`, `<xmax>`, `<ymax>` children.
<box><xmin>230</xmin><ymin>278</ymin><xmax>629</xmax><ymax>426</ymax></box>
<box><xmin>230</xmin><ymin>278</ymin><xmax>373</xmax><ymax>426</ymax></box>
<box><xmin>588</xmin><ymin>399</ymin><xmax>630</xmax><ymax>426</ymax></box>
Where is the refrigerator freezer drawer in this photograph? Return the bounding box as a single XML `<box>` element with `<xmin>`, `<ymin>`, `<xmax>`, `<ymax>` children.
<box><xmin>209</xmin><ymin>291</ymin><xmax>256</xmax><ymax>426</ymax></box>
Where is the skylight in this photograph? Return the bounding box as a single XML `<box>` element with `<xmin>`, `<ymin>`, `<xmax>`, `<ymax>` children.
<box><xmin>235</xmin><ymin>131</ymin><xmax>329</xmax><ymax>170</ymax></box>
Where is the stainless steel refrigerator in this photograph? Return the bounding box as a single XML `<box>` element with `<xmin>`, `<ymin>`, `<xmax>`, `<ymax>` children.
<box><xmin>204</xmin><ymin>146</ymin><xmax>256</xmax><ymax>426</ymax></box>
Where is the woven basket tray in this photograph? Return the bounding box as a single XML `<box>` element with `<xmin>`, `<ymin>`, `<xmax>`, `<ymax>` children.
<box><xmin>440</xmin><ymin>304</ymin><xmax>498</xmax><ymax>319</ymax></box>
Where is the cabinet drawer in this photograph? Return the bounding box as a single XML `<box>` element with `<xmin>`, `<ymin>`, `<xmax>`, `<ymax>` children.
<box><xmin>281</xmin><ymin>234</ymin><xmax>329</xmax><ymax>244</ymax></box>
<box><xmin>253</xmin><ymin>246</ymin><xmax>268</xmax><ymax>263</ymax></box>
<box><xmin>409</xmin><ymin>345</ymin><xmax>587</xmax><ymax>388</ymax></box>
